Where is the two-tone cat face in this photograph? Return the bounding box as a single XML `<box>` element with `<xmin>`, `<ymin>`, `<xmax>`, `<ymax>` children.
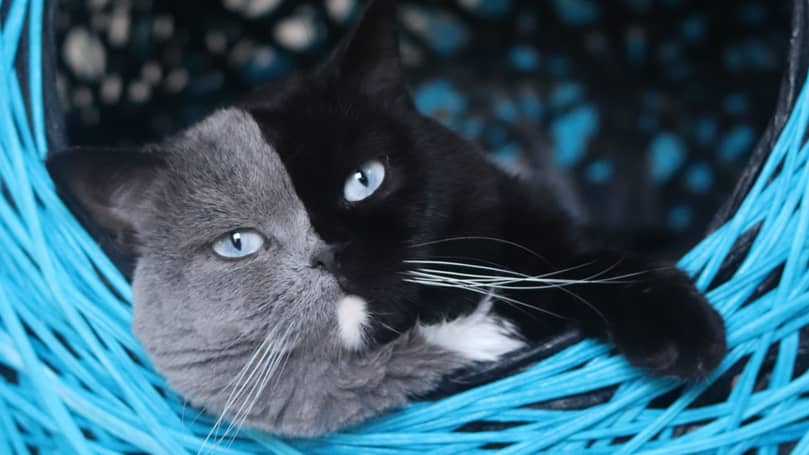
<box><xmin>242</xmin><ymin>81</ymin><xmax>460</xmax><ymax>347</ymax></box>
<box><xmin>48</xmin><ymin>0</ymin><xmax>500</xmax><ymax>430</ymax></box>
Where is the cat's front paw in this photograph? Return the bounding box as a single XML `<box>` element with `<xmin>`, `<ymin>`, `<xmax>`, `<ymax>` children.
<box><xmin>610</xmin><ymin>269</ymin><xmax>726</xmax><ymax>379</ymax></box>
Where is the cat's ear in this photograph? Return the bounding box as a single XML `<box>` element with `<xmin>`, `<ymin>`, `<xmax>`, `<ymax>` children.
<box><xmin>321</xmin><ymin>0</ymin><xmax>409</xmax><ymax>103</ymax></box>
<box><xmin>47</xmin><ymin>147</ymin><xmax>166</xmax><ymax>251</ymax></box>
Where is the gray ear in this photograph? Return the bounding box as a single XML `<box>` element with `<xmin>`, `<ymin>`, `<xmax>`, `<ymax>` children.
<box><xmin>322</xmin><ymin>0</ymin><xmax>409</xmax><ymax>102</ymax></box>
<box><xmin>47</xmin><ymin>147</ymin><xmax>166</xmax><ymax>251</ymax></box>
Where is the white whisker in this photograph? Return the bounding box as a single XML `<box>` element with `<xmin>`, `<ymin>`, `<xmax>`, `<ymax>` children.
<box><xmin>404</xmin><ymin>261</ymin><xmax>624</xmax><ymax>325</ymax></box>
<box><xmin>403</xmin><ymin>278</ymin><xmax>568</xmax><ymax>320</ymax></box>
<box><xmin>219</xmin><ymin>326</ymin><xmax>297</xmax><ymax>447</ymax></box>
<box><xmin>403</xmin><ymin>259</ymin><xmax>643</xmax><ymax>284</ymax></box>
<box><xmin>408</xmin><ymin>268</ymin><xmax>646</xmax><ymax>287</ymax></box>
<box><xmin>407</xmin><ymin>235</ymin><xmax>551</xmax><ymax>265</ymax></box>
<box><xmin>198</xmin><ymin>335</ymin><xmax>274</xmax><ymax>454</ymax></box>
<box><xmin>371</xmin><ymin>316</ymin><xmax>403</xmax><ymax>336</ymax></box>
<box><xmin>406</xmin><ymin>261</ymin><xmax>594</xmax><ymax>281</ymax></box>
<box><xmin>218</xmin><ymin>341</ymin><xmax>277</xmax><ymax>444</ymax></box>
<box><xmin>406</xmin><ymin>271</ymin><xmax>560</xmax><ymax>289</ymax></box>
<box><xmin>403</xmin><ymin>260</ymin><xmax>531</xmax><ymax>277</ymax></box>
<box><xmin>221</xmin><ymin>338</ymin><xmax>274</xmax><ymax>410</ymax></box>
<box><xmin>225</xmin><ymin>337</ymin><xmax>296</xmax><ymax>449</ymax></box>
<box><xmin>556</xmin><ymin>284</ymin><xmax>606</xmax><ymax>325</ymax></box>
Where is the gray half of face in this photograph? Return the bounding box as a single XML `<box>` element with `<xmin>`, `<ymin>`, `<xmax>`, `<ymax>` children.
<box><xmin>134</xmin><ymin>108</ymin><xmax>349</xmax><ymax>355</ymax></box>
<box><xmin>130</xmin><ymin>108</ymin><xmax>525</xmax><ymax>437</ymax></box>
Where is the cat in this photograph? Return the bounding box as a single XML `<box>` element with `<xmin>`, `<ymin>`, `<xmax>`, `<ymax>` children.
<box><xmin>48</xmin><ymin>0</ymin><xmax>726</xmax><ymax>438</ymax></box>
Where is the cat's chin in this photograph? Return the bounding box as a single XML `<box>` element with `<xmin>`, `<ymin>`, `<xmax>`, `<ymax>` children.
<box><xmin>181</xmin><ymin>327</ymin><xmax>472</xmax><ymax>438</ymax></box>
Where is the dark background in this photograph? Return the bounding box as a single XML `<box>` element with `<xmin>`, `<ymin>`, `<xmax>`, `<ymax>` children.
<box><xmin>54</xmin><ymin>0</ymin><xmax>791</xmax><ymax>254</ymax></box>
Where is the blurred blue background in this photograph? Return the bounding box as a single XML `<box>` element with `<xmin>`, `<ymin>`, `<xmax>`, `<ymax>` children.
<box><xmin>54</xmin><ymin>0</ymin><xmax>790</xmax><ymax>252</ymax></box>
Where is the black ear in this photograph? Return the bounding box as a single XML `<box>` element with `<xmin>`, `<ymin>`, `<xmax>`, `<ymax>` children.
<box><xmin>47</xmin><ymin>147</ymin><xmax>166</xmax><ymax>251</ymax></box>
<box><xmin>321</xmin><ymin>0</ymin><xmax>408</xmax><ymax>102</ymax></box>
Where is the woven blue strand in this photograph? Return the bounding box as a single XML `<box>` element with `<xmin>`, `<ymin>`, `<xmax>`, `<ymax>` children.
<box><xmin>2</xmin><ymin>2</ymin><xmax>809</xmax><ymax>453</ymax></box>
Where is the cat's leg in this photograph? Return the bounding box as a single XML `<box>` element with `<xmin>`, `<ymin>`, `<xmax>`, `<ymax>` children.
<box><xmin>533</xmin><ymin>252</ymin><xmax>726</xmax><ymax>379</ymax></box>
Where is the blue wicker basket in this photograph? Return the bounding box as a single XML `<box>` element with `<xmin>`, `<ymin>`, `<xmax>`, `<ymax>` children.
<box><xmin>2</xmin><ymin>0</ymin><xmax>809</xmax><ymax>453</ymax></box>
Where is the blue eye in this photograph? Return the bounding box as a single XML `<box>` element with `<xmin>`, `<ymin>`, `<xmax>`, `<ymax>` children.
<box><xmin>213</xmin><ymin>230</ymin><xmax>265</xmax><ymax>258</ymax></box>
<box><xmin>344</xmin><ymin>160</ymin><xmax>385</xmax><ymax>202</ymax></box>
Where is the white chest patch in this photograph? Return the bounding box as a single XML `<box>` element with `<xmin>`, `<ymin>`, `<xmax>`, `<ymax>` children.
<box><xmin>336</xmin><ymin>294</ymin><xmax>369</xmax><ymax>350</ymax></box>
<box><xmin>418</xmin><ymin>296</ymin><xmax>526</xmax><ymax>362</ymax></box>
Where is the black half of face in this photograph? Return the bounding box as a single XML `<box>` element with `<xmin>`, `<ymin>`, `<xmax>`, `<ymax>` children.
<box><xmin>245</xmin><ymin>0</ymin><xmax>458</xmax><ymax>344</ymax></box>
<box><xmin>255</xmin><ymin>105</ymin><xmax>433</xmax><ymax>344</ymax></box>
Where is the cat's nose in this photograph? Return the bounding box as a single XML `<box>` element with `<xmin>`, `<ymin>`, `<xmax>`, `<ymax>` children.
<box><xmin>310</xmin><ymin>245</ymin><xmax>338</xmax><ymax>274</ymax></box>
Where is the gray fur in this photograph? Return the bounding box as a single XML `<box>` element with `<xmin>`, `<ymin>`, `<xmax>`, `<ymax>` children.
<box><xmin>131</xmin><ymin>109</ymin><xmax>470</xmax><ymax>437</ymax></box>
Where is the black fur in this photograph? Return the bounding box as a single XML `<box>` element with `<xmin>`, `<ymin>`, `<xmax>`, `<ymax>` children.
<box><xmin>245</xmin><ymin>0</ymin><xmax>726</xmax><ymax>378</ymax></box>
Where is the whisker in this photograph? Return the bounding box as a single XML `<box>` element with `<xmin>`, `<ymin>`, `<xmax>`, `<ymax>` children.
<box><xmin>407</xmin><ymin>271</ymin><xmax>560</xmax><ymax>289</ymax></box>
<box><xmin>410</xmin><ymin>253</ymin><xmax>521</xmax><ymax>272</ymax></box>
<box><xmin>219</xmin><ymin>345</ymin><xmax>277</xmax><ymax>444</ymax></box>
<box><xmin>201</xmin><ymin>322</ymin><xmax>299</xmax><ymax>453</ymax></box>
<box><xmin>403</xmin><ymin>260</ymin><xmax>532</xmax><ymax>277</ymax></box>
<box><xmin>577</xmin><ymin>255</ymin><xmax>625</xmax><ymax>283</ymax></box>
<box><xmin>406</xmin><ymin>268</ymin><xmax>613</xmax><ymax>325</ymax></box>
<box><xmin>221</xmin><ymin>337</ymin><xmax>272</xmax><ymax>393</ymax></box>
<box><xmin>222</xmin><ymin>348</ymin><xmax>287</xmax><ymax>448</ymax></box>
<box><xmin>220</xmin><ymin>325</ymin><xmax>297</xmax><ymax>447</ymax></box>
<box><xmin>221</xmin><ymin>337</ymin><xmax>274</xmax><ymax>410</ymax></box>
<box><xmin>404</xmin><ymin>259</ymin><xmax>636</xmax><ymax>284</ymax></box>
<box><xmin>407</xmin><ymin>267</ymin><xmax>647</xmax><ymax>288</ymax></box>
<box><xmin>408</xmin><ymin>275</ymin><xmax>602</xmax><ymax>323</ymax></box>
<box><xmin>404</xmin><ymin>257</ymin><xmax>669</xmax><ymax>343</ymax></box>
<box><xmin>403</xmin><ymin>277</ymin><xmax>568</xmax><ymax>320</ymax></box>
<box><xmin>404</xmin><ymin>277</ymin><xmax>552</xmax><ymax>318</ymax></box>
<box><xmin>405</xmin><ymin>257</ymin><xmax>666</xmax><ymax>284</ymax></box>
<box><xmin>406</xmin><ymin>235</ymin><xmax>552</xmax><ymax>265</ymax></box>
<box><xmin>371</xmin><ymin>316</ymin><xmax>403</xmax><ymax>336</ymax></box>
<box><xmin>556</xmin><ymin>284</ymin><xmax>607</xmax><ymax>325</ymax></box>
<box><xmin>405</xmin><ymin>260</ymin><xmax>595</xmax><ymax>281</ymax></box>
<box><xmin>199</xmin><ymin>336</ymin><xmax>274</xmax><ymax>453</ymax></box>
